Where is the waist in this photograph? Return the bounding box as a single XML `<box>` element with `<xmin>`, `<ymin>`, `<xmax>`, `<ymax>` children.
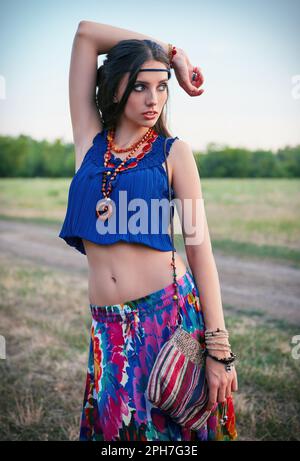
<box><xmin>83</xmin><ymin>239</ymin><xmax>187</xmax><ymax>306</ymax></box>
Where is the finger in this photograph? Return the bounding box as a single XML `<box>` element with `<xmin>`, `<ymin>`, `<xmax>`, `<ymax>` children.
<box><xmin>190</xmin><ymin>84</ymin><xmax>204</xmax><ymax>96</ymax></box>
<box><xmin>186</xmin><ymin>85</ymin><xmax>204</xmax><ymax>96</ymax></box>
<box><xmin>182</xmin><ymin>81</ymin><xmax>204</xmax><ymax>97</ymax></box>
<box><xmin>185</xmin><ymin>69</ymin><xmax>203</xmax><ymax>94</ymax></box>
<box><xmin>195</xmin><ymin>67</ymin><xmax>204</xmax><ymax>84</ymax></box>
<box><xmin>217</xmin><ymin>385</ymin><xmax>227</xmax><ymax>404</ymax></box>
<box><xmin>207</xmin><ymin>385</ymin><xmax>218</xmax><ymax>410</ymax></box>
<box><xmin>189</xmin><ymin>78</ymin><xmax>203</xmax><ymax>92</ymax></box>
<box><xmin>176</xmin><ymin>65</ymin><xmax>202</xmax><ymax>96</ymax></box>
<box><xmin>187</xmin><ymin>89</ymin><xmax>203</xmax><ymax>97</ymax></box>
<box><xmin>231</xmin><ymin>372</ymin><xmax>238</xmax><ymax>392</ymax></box>
<box><xmin>192</xmin><ymin>66</ymin><xmax>204</xmax><ymax>85</ymax></box>
<box><xmin>191</xmin><ymin>67</ymin><xmax>204</xmax><ymax>89</ymax></box>
<box><xmin>191</xmin><ymin>88</ymin><xmax>204</xmax><ymax>96</ymax></box>
<box><xmin>225</xmin><ymin>383</ymin><xmax>232</xmax><ymax>399</ymax></box>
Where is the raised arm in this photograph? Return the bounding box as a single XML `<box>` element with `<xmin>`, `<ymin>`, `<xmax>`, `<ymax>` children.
<box><xmin>77</xmin><ymin>20</ymin><xmax>170</xmax><ymax>58</ymax></box>
<box><xmin>69</xmin><ymin>23</ymin><xmax>103</xmax><ymax>172</ymax></box>
<box><xmin>70</xmin><ymin>20</ymin><xmax>172</xmax><ymax>171</ymax></box>
<box><xmin>78</xmin><ymin>20</ymin><xmax>204</xmax><ymax>96</ymax></box>
<box><xmin>70</xmin><ymin>20</ymin><xmax>204</xmax><ymax>171</ymax></box>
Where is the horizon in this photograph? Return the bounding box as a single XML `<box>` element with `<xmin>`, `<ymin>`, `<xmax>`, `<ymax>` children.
<box><xmin>0</xmin><ymin>0</ymin><xmax>299</xmax><ymax>151</ymax></box>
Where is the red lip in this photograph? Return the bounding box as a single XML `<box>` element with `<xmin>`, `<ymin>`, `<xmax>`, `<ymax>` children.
<box><xmin>142</xmin><ymin>111</ymin><xmax>158</xmax><ymax>115</ymax></box>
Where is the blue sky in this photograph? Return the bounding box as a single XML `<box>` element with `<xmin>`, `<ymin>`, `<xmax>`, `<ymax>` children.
<box><xmin>0</xmin><ymin>0</ymin><xmax>299</xmax><ymax>151</ymax></box>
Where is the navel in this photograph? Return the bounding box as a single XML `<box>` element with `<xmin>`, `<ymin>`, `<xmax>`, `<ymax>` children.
<box><xmin>111</xmin><ymin>276</ymin><xmax>117</xmax><ymax>283</ymax></box>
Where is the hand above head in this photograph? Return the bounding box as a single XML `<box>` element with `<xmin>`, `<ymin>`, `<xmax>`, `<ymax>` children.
<box><xmin>171</xmin><ymin>47</ymin><xmax>205</xmax><ymax>97</ymax></box>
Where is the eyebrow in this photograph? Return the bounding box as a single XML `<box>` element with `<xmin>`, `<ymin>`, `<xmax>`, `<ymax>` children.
<box><xmin>135</xmin><ymin>79</ymin><xmax>168</xmax><ymax>84</ymax></box>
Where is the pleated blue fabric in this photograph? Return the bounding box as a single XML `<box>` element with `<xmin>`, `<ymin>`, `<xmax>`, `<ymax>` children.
<box><xmin>58</xmin><ymin>129</ymin><xmax>179</xmax><ymax>255</ymax></box>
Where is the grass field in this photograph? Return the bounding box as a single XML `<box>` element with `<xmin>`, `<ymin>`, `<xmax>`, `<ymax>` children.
<box><xmin>0</xmin><ymin>177</ymin><xmax>299</xmax><ymax>441</ymax></box>
<box><xmin>0</xmin><ymin>177</ymin><xmax>299</xmax><ymax>264</ymax></box>
<box><xmin>0</xmin><ymin>254</ymin><xmax>299</xmax><ymax>441</ymax></box>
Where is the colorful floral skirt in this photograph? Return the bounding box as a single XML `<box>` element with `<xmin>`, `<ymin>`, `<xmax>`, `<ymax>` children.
<box><xmin>79</xmin><ymin>268</ymin><xmax>238</xmax><ymax>441</ymax></box>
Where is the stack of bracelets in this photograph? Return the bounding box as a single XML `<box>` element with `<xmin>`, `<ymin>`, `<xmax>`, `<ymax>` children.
<box><xmin>202</xmin><ymin>328</ymin><xmax>237</xmax><ymax>373</ymax></box>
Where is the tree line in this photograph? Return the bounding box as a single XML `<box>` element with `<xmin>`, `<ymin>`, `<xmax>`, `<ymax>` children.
<box><xmin>0</xmin><ymin>134</ymin><xmax>299</xmax><ymax>178</ymax></box>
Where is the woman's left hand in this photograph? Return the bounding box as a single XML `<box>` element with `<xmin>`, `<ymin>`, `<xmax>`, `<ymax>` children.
<box><xmin>205</xmin><ymin>356</ymin><xmax>239</xmax><ymax>411</ymax></box>
<box><xmin>171</xmin><ymin>47</ymin><xmax>205</xmax><ymax>97</ymax></box>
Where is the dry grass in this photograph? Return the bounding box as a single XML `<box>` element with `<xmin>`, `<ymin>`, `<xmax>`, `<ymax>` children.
<box><xmin>0</xmin><ymin>252</ymin><xmax>299</xmax><ymax>440</ymax></box>
<box><xmin>0</xmin><ymin>253</ymin><xmax>91</xmax><ymax>441</ymax></box>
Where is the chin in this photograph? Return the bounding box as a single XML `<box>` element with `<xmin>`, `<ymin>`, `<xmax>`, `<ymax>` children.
<box><xmin>138</xmin><ymin>122</ymin><xmax>155</xmax><ymax>129</ymax></box>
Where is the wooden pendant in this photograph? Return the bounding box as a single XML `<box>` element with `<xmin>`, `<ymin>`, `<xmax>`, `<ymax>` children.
<box><xmin>96</xmin><ymin>198</ymin><xmax>113</xmax><ymax>221</ymax></box>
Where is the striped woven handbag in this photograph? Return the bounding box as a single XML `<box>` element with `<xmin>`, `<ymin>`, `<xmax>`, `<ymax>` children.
<box><xmin>145</xmin><ymin>137</ymin><xmax>219</xmax><ymax>431</ymax></box>
<box><xmin>145</xmin><ymin>325</ymin><xmax>218</xmax><ymax>430</ymax></box>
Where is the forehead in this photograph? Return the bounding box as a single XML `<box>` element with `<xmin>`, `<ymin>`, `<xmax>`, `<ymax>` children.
<box><xmin>136</xmin><ymin>71</ymin><xmax>169</xmax><ymax>82</ymax></box>
<box><xmin>136</xmin><ymin>60</ymin><xmax>169</xmax><ymax>81</ymax></box>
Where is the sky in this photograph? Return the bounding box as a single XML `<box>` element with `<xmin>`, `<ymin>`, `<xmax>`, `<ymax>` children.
<box><xmin>0</xmin><ymin>0</ymin><xmax>299</xmax><ymax>151</ymax></box>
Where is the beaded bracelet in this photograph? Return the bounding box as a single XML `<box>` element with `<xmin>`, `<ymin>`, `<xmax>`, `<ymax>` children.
<box><xmin>203</xmin><ymin>350</ymin><xmax>237</xmax><ymax>363</ymax></box>
<box><xmin>206</xmin><ymin>338</ymin><xmax>230</xmax><ymax>344</ymax></box>
<box><xmin>205</xmin><ymin>328</ymin><xmax>229</xmax><ymax>337</ymax></box>
<box><xmin>202</xmin><ymin>350</ymin><xmax>237</xmax><ymax>372</ymax></box>
<box><xmin>168</xmin><ymin>43</ymin><xmax>177</xmax><ymax>68</ymax></box>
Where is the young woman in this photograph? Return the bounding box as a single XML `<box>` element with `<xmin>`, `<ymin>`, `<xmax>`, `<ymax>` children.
<box><xmin>59</xmin><ymin>20</ymin><xmax>238</xmax><ymax>441</ymax></box>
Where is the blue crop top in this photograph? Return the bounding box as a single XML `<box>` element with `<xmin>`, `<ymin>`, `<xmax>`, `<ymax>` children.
<box><xmin>58</xmin><ymin>128</ymin><xmax>179</xmax><ymax>255</ymax></box>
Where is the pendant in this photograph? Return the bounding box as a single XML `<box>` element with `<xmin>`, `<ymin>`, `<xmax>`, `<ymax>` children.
<box><xmin>220</xmin><ymin>402</ymin><xmax>228</xmax><ymax>426</ymax></box>
<box><xmin>96</xmin><ymin>197</ymin><xmax>113</xmax><ymax>221</ymax></box>
<box><xmin>220</xmin><ymin>414</ymin><xmax>228</xmax><ymax>425</ymax></box>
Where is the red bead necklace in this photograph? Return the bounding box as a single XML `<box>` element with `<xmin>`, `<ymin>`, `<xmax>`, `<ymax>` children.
<box><xmin>95</xmin><ymin>127</ymin><xmax>159</xmax><ymax>221</ymax></box>
<box><xmin>109</xmin><ymin>130</ymin><xmax>145</xmax><ymax>153</ymax></box>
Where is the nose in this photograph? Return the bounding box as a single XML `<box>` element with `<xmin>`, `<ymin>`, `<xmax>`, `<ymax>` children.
<box><xmin>146</xmin><ymin>88</ymin><xmax>159</xmax><ymax>107</ymax></box>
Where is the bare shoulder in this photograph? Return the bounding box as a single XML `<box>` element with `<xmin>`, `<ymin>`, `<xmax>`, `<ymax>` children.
<box><xmin>167</xmin><ymin>138</ymin><xmax>201</xmax><ymax>190</ymax></box>
<box><xmin>169</xmin><ymin>138</ymin><xmax>193</xmax><ymax>158</ymax></box>
<box><xmin>168</xmin><ymin>138</ymin><xmax>194</xmax><ymax>170</ymax></box>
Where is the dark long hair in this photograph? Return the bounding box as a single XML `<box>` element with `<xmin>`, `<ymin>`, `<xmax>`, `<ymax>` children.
<box><xmin>95</xmin><ymin>39</ymin><xmax>172</xmax><ymax>137</ymax></box>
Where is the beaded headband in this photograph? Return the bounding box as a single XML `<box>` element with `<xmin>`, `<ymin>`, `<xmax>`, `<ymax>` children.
<box><xmin>138</xmin><ymin>67</ymin><xmax>199</xmax><ymax>82</ymax></box>
<box><xmin>137</xmin><ymin>68</ymin><xmax>171</xmax><ymax>79</ymax></box>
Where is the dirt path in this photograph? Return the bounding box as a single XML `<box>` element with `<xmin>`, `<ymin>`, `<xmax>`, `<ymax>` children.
<box><xmin>1</xmin><ymin>219</ymin><xmax>299</xmax><ymax>325</ymax></box>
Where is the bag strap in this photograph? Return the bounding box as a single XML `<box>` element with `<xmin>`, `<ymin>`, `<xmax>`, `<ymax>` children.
<box><xmin>163</xmin><ymin>137</ymin><xmax>182</xmax><ymax>326</ymax></box>
<box><xmin>163</xmin><ymin>137</ymin><xmax>175</xmax><ymax>253</ymax></box>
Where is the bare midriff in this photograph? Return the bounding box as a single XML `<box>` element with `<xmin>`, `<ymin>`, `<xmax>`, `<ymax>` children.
<box><xmin>82</xmin><ymin>239</ymin><xmax>188</xmax><ymax>306</ymax></box>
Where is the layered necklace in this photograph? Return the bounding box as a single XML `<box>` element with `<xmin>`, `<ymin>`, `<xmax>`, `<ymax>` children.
<box><xmin>96</xmin><ymin>127</ymin><xmax>159</xmax><ymax>221</ymax></box>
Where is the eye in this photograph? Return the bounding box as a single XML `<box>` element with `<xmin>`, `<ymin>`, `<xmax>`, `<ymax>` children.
<box><xmin>159</xmin><ymin>83</ymin><xmax>168</xmax><ymax>91</ymax></box>
<box><xmin>133</xmin><ymin>84</ymin><xmax>144</xmax><ymax>92</ymax></box>
<box><xmin>133</xmin><ymin>83</ymin><xmax>168</xmax><ymax>92</ymax></box>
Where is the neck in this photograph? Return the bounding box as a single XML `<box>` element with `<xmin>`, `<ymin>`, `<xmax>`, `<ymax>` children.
<box><xmin>113</xmin><ymin>120</ymin><xmax>153</xmax><ymax>148</ymax></box>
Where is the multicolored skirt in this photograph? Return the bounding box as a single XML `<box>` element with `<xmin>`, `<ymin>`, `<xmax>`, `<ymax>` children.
<box><xmin>79</xmin><ymin>268</ymin><xmax>238</xmax><ymax>441</ymax></box>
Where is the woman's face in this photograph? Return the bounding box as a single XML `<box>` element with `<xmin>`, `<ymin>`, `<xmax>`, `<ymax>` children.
<box><xmin>115</xmin><ymin>60</ymin><xmax>169</xmax><ymax>128</ymax></box>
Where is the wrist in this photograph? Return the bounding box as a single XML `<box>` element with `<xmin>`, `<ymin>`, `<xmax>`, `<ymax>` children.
<box><xmin>167</xmin><ymin>43</ymin><xmax>177</xmax><ymax>68</ymax></box>
<box><xmin>207</xmin><ymin>350</ymin><xmax>232</xmax><ymax>360</ymax></box>
<box><xmin>170</xmin><ymin>47</ymin><xmax>184</xmax><ymax>67</ymax></box>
